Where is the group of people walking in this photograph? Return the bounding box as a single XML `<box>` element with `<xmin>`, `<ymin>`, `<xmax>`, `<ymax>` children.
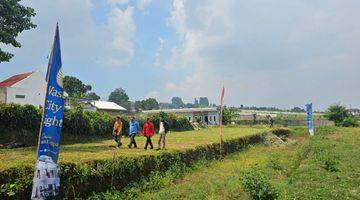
<box><xmin>112</xmin><ymin>117</ymin><xmax>170</xmax><ymax>150</ymax></box>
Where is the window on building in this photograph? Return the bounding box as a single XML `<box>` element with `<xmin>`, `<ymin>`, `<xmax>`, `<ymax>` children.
<box><xmin>15</xmin><ymin>95</ymin><xmax>25</xmax><ymax>99</ymax></box>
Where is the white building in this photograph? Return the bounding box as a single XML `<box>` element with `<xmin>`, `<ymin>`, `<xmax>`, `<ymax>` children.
<box><xmin>143</xmin><ymin>107</ymin><xmax>220</xmax><ymax>125</ymax></box>
<box><xmin>0</xmin><ymin>72</ymin><xmax>46</xmax><ymax>107</ymax></box>
<box><xmin>347</xmin><ymin>108</ymin><xmax>360</xmax><ymax>116</ymax></box>
<box><xmin>82</xmin><ymin>100</ymin><xmax>127</xmax><ymax>116</ymax></box>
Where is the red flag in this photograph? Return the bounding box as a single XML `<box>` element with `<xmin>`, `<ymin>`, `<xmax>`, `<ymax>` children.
<box><xmin>220</xmin><ymin>86</ymin><xmax>225</xmax><ymax>108</ymax></box>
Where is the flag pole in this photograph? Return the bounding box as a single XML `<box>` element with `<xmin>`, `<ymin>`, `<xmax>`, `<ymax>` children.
<box><xmin>33</xmin><ymin>24</ymin><xmax>58</xmax><ymax>162</ymax></box>
<box><xmin>220</xmin><ymin>106</ymin><xmax>223</xmax><ymax>157</ymax></box>
<box><xmin>219</xmin><ymin>86</ymin><xmax>225</xmax><ymax>157</ymax></box>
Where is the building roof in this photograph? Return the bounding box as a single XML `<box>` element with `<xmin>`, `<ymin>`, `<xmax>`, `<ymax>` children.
<box><xmin>91</xmin><ymin>101</ymin><xmax>127</xmax><ymax>111</ymax></box>
<box><xmin>238</xmin><ymin>109</ymin><xmax>323</xmax><ymax>116</ymax></box>
<box><xmin>0</xmin><ymin>72</ymin><xmax>33</xmax><ymax>88</ymax></box>
<box><xmin>347</xmin><ymin>108</ymin><xmax>360</xmax><ymax>113</ymax></box>
<box><xmin>143</xmin><ymin>107</ymin><xmax>218</xmax><ymax>113</ymax></box>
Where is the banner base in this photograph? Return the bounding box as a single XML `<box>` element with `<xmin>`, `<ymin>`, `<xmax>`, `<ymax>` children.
<box><xmin>31</xmin><ymin>156</ymin><xmax>60</xmax><ymax>199</ymax></box>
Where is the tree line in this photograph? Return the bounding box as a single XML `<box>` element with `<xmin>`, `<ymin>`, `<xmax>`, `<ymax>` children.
<box><xmin>63</xmin><ymin>76</ymin><xmax>214</xmax><ymax>112</ymax></box>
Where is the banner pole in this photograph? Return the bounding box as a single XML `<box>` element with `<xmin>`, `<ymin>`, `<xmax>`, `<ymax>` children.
<box><xmin>219</xmin><ymin>86</ymin><xmax>225</xmax><ymax>158</ymax></box>
<box><xmin>31</xmin><ymin>24</ymin><xmax>63</xmax><ymax>200</ymax></box>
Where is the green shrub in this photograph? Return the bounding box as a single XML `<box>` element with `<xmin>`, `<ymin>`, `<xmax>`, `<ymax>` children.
<box><xmin>322</xmin><ymin>154</ymin><xmax>339</xmax><ymax>172</ymax></box>
<box><xmin>339</xmin><ymin>116</ymin><xmax>358</xmax><ymax>127</ymax></box>
<box><xmin>62</xmin><ymin>107</ymin><xmax>91</xmax><ymax>135</ymax></box>
<box><xmin>0</xmin><ymin>104</ymin><xmax>193</xmax><ymax>146</ymax></box>
<box><xmin>0</xmin><ymin>103</ymin><xmax>41</xmax><ymax>131</ymax></box>
<box><xmin>241</xmin><ymin>168</ymin><xmax>279</xmax><ymax>200</ymax></box>
<box><xmin>222</xmin><ymin>107</ymin><xmax>237</xmax><ymax>125</ymax></box>
<box><xmin>324</xmin><ymin>104</ymin><xmax>358</xmax><ymax>127</ymax></box>
<box><xmin>140</xmin><ymin>111</ymin><xmax>193</xmax><ymax>132</ymax></box>
<box><xmin>324</xmin><ymin>104</ymin><xmax>349</xmax><ymax>126</ymax></box>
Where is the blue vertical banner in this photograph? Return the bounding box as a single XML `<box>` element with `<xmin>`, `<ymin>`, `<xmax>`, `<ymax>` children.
<box><xmin>306</xmin><ymin>103</ymin><xmax>314</xmax><ymax>136</ymax></box>
<box><xmin>32</xmin><ymin>24</ymin><xmax>64</xmax><ymax>199</ymax></box>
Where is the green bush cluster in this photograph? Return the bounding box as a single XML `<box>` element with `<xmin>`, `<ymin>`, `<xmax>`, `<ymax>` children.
<box><xmin>62</xmin><ymin>107</ymin><xmax>114</xmax><ymax>135</ymax></box>
<box><xmin>320</xmin><ymin>154</ymin><xmax>340</xmax><ymax>172</ymax></box>
<box><xmin>146</xmin><ymin>112</ymin><xmax>193</xmax><ymax>132</ymax></box>
<box><xmin>0</xmin><ymin>104</ymin><xmax>193</xmax><ymax>146</ymax></box>
<box><xmin>339</xmin><ymin>116</ymin><xmax>359</xmax><ymax>127</ymax></box>
<box><xmin>0</xmin><ymin>104</ymin><xmax>41</xmax><ymax>131</ymax></box>
<box><xmin>0</xmin><ymin>133</ymin><xmax>264</xmax><ymax>199</ymax></box>
<box><xmin>325</xmin><ymin>104</ymin><xmax>358</xmax><ymax>127</ymax></box>
<box><xmin>241</xmin><ymin>168</ymin><xmax>279</xmax><ymax>200</ymax></box>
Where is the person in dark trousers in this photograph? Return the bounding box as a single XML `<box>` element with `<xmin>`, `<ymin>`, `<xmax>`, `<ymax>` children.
<box><xmin>128</xmin><ymin>117</ymin><xmax>139</xmax><ymax>148</ymax></box>
<box><xmin>112</xmin><ymin>117</ymin><xmax>123</xmax><ymax>147</ymax></box>
<box><xmin>157</xmin><ymin>118</ymin><xmax>170</xmax><ymax>150</ymax></box>
<box><xmin>142</xmin><ymin>118</ymin><xmax>155</xmax><ymax>150</ymax></box>
<box><xmin>267</xmin><ymin>115</ymin><xmax>274</xmax><ymax>128</ymax></box>
<box><xmin>269</xmin><ymin>116</ymin><xmax>274</xmax><ymax>128</ymax></box>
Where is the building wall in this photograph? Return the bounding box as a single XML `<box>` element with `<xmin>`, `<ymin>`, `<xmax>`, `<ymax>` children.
<box><xmin>0</xmin><ymin>88</ymin><xmax>6</xmax><ymax>103</ymax></box>
<box><xmin>208</xmin><ymin>111</ymin><xmax>220</xmax><ymax>125</ymax></box>
<box><xmin>184</xmin><ymin>113</ymin><xmax>195</xmax><ymax>122</ymax></box>
<box><xmin>6</xmin><ymin>72</ymin><xmax>46</xmax><ymax>107</ymax></box>
<box><xmin>181</xmin><ymin>111</ymin><xmax>220</xmax><ymax>125</ymax></box>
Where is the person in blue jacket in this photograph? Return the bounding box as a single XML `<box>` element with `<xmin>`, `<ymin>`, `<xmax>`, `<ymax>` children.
<box><xmin>128</xmin><ymin>117</ymin><xmax>140</xmax><ymax>148</ymax></box>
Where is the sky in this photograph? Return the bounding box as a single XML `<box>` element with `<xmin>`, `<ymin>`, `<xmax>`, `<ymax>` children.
<box><xmin>0</xmin><ymin>0</ymin><xmax>359</xmax><ymax>111</ymax></box>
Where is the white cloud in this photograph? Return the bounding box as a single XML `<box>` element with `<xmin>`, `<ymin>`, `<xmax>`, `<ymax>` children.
<box><xmin>163</xmin><ymin>0</ymin><xmax>360</xmax><ymax>109</ymax></box>
<box><xmin>2</xmin><ymin>0</ymin><xmax>137</xmax><ymax>70</ymax></box>
<box><xmin>168</xmin><ymin>0</ymin><xmax>187</xmax><ymax>34</ymax></box>
<box><xmin>137</xmin><ymin>0</ymin><xmax>152</xmax><ymax>10</ymax></box>
<box><xmin>146</xmin><ymin>90</ymin><xmax>160</xmax><ymax>99</ymax></box>
<box><xmin>99</xmin><ymin>6</ymin><xmax>136</xmax><ymax>67</ymax></box>
<box><xmin>107</xmin><ymin>0</ymin><xmax>129</xmax><ymax>5</ymax></box>
<box><xmin>165</xmin><ymin>82</ymin><xmax>179</xmax><ymax>90</ymax></box>
<box><xmin>154</xmin><ymin>37</ymin><xmax>165</xmax><ymax>67</ymax></box>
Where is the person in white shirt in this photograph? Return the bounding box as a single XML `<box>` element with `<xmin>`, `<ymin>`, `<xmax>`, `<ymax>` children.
<box><xmin>157</xmin><ymin>118</ymin><xmax>169</xmax><ymax>150</ymax></box>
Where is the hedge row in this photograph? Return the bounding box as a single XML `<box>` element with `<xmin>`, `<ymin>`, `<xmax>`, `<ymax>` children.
<box><xmin>0</xmin><ymin>133</ymin><xmax>265</xmax><ymax>199</ymax></box>
<box><xmin>235</xmin><ymin>119</ymin><xmax>332</xmax><ymax>127</ymax></box>
<box><xmin>0</xmin><ymin>104</ymin><xmax>193</xmax><ymax>146</ymax></box>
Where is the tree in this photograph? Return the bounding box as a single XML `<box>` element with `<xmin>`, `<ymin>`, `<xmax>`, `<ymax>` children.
<box><xmin>86</xmin><ymin>92</ymin><xmax>100</xmax><ymax>100</ymax></box>
<box><xmin>108</xmin><ymin>88</ymin><xmax>130</xmax><ymax>110</ymax></box>
<box><xmin>199</xmin><ymin>97</ymin><xmax>209</xmax><ymax>107</ymax></box>
<box><xmin>142</xmin><ymin>98</ymin><xmax>159</xmax><ymax>110</ymax></box>
<box><xmin>171</xmin><ymin>97</ymin><xmax>185</xmax><ymax>108</ymax></box>
<box><xmin>291</xmin><ymin>107</ymin><xmax>305</xmax><ymax>113</ymax></box>
<box><xmin>185</xmin><ymin>103</ymin><xmax>195</xmax><ymax>108</ymax></box>
<box><xmin>0</xmin><ymin>0</ymin><xmax>36</xmax><ymax>62</ymax></box>
<box><xmin>159</xmin><ymin>102</ymin><xmax>171</xmax><ymax>109</ymax></box>
<box><xmin>194</xmin><ymin>98</ymin><xmax>199</xmax><ymax>107</ymax></box>
<box><xmin>222</xmin><ymin>107</ymin><xmax>237</xmax><ymax>125</ymax></box>
<box><xmin>134</xmin><ymin>98</ymin><xmax>159</xmax><ymax>111</ymax></box>
<box><xmin>63</xmin><ymin>76</ymin><xmax>91</xmax><ymax>97</ymax></box>
<box><xmin>325</xmin><ymin>104</ymin><xmax>349</xmax><ymax>126</ymax></box>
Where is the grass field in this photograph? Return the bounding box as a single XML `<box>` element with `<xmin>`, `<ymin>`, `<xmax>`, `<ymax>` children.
<box><xmin>88</xmin><ymin>126</ymin><xmax>360</xmax><ymax>199</ymax></box>
<box><xmin>0</xmin><ymin>126</ymin><xmax>268</xmax><ymax>171</ymax></box>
